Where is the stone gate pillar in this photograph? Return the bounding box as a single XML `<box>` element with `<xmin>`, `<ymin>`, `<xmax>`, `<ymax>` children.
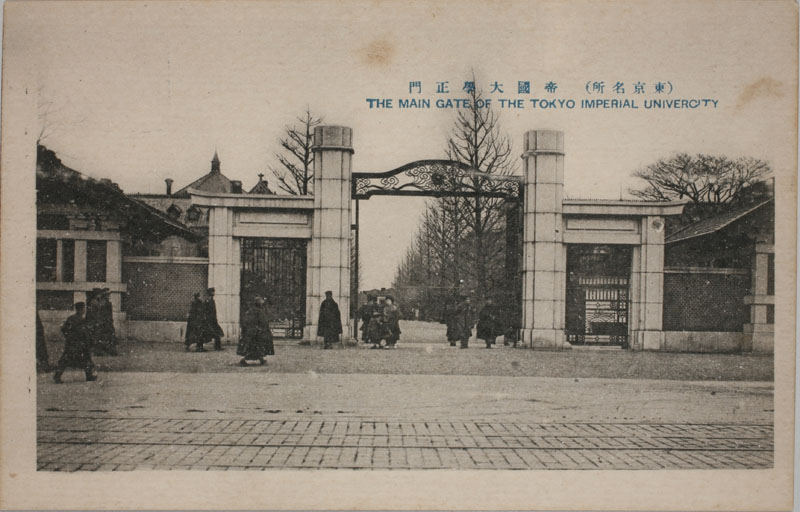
<box><xmin>520</xmin><ymin>130</ymin><xmax>567</xmax><ymax>348</ymax></box>
<box><xmin>305</xmin><ymin>126</ymin><xmax>353</xmax><ymax>342</ymax></box>
<box><xmin>744</xmin><ymin>240</ymin><xmax>774</xmax><ymax>353</ymax></box>
<box><xmin>629</xmin><ymin>217</ymin><xmax>665</xmax><ymax>350</ymax></box>
<box><xmin>207</xmin><ymin>205</ymin><xmax>240</xmax><ymax>341</ymax></box>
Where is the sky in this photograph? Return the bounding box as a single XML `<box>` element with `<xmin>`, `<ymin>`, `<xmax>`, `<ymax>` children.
<box><xmin>6</xmin><ymin>0</ymin><xmax>796</xmax><ymax>289</ymax></box>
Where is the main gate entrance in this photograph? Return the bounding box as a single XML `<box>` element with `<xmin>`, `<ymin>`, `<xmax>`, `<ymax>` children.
<box><xmin>240</xmin><ymin>238</ymin><xmax>307</xmax><ymax>338</ymax></box>
<box><xmin>351</xmin><ymin>160</ymin><xmax>523</xmax><ymax>337</ymax></box>
<box><xmin>565</xmin><ymin>245</ymin><xmax>631</xmax><ymax>347</ymax></box>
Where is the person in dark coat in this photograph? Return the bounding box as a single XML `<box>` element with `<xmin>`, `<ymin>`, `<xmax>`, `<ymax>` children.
<box><xmin>477</xmin><ymin>297</ymin><xmax>502</xmax><ymax>348</ymax></box>
<box><xmin>382</xmin><ymin>295</ymin><xmax>402</xmax><ymax>348</ymax></box>
<box><xmin>237</xmin><ymin>296</ymin><xmax>275</xmax><ymax>366</ymax></box>
<box><xmin>185</xmin><ymin>293</ymin><xmax>206</xmax><ymax>352</ymax></box>
<box><xmin>204</xmin><ymin>287</ymin><xmax>224</xmax><ymax>351</ymax></box>
<box><xmin>95</xmin><ymin>288</ymin><xmax>118</xmax><ymax>355</ymax></box>
<box><xmin>452</xmin><ymin>296</ymin><xmax>476</xmax><ymax>349</ymax></box>
<box><xmin>442</xmin><ymin>297</ymin><xmax>459</xmax><ymax>347</ymax></box>
<box><xmin>36</xmin><ymin>312</ymin><xmax>50</xmax><ymax>371</ymax></box>
<box><xmin>358</xmin><ymin>295</ymin><xmax>379</xmax><ymax>343</ymax></box>
<box><xmin>366</xmin><ymin>310</ymin><xmax>386</xmax><ymax>348</ymax></box>
<box><xmin>317</xmin><ymin>290</ymin><xmax>342</xmax><ymax>349</ymax></box>
<box><xmin>85</xmin><ymin>289</ymin><xmax>104</xmax><ymax>355</ymax></box>
<box><xmin>53</xmin><ymin>302</ymin><xmax>97</xmax><ymax>383</ymax></box>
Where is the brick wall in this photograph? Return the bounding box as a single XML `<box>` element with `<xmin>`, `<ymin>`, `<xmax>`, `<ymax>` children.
<box><xmin>663</xmin><ymin>269</ymin><xmax>750</xmax><ymax>332</ymax></box>
<box><xmin>123</xmin><ymin>258</ymin><xmax>208</xmax><ymax>321</ymax></box>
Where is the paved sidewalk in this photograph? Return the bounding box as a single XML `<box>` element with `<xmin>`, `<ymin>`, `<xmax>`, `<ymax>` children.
<box><xmin>37</xmin><ymin>372</ymin><xmax>773</xmax><ymax>470</ymax></box>
<box><xmin>37</xmin><ymin>416</ymin><xmax>773</xmax><ymax>470</ymax></box>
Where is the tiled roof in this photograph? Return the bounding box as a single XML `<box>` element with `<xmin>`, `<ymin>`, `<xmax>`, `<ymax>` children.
<box><xmin>36</xmin><ymin>145</ymin><xmax>200</xmax><ymax>241</ymax></box>
<box><xmin>130</xmin><ymin>195</ymin><xmax>209</xmax><ymax>229</ymax></box>
<box><xmin>249</xmin><ymin>178</ymin><xmax>274</xmax><ymax>194</ymax></box>
<box><xmin>172</xmin><ymin>170</ymin><xmax>235</xmax><ymax>197</ymax></box>
<box><xmin>665</xmin><ymin>198</ymin><xmax>773</xmax><ymax>244</ymax></box>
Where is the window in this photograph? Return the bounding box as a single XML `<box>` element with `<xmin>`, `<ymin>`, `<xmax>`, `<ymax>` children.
<box><xmin>36</xmin><ymin>239</ymin><xmax>57</xmax><ymax>282</ymax></box>
<box><xmin>186</xmin><ymin>205</ymin><xmax>202</xmax><ymax>222</ymax></box>
<box><xmin>62</xmin><ymin>239</ymin><xmax>75</xmax><ymax>282</ymax></box>
<box><xmin>87</xmin><ymin>240</ymin><xmax>107</xmax><ymax>282</ymax></box>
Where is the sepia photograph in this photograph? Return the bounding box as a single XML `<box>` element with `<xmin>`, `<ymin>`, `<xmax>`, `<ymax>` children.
<box><xmin>0</xmin><ymin>0</ymin><xmax>796</xmax><ymax>510</ymax></box>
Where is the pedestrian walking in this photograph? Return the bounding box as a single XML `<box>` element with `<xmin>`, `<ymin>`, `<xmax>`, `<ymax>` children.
<box><xmin>452</xmin><ymin>296</ymin><xmax>476</xmax><ymax>349</ymax></box>
<box><xmin>317</xmin><ymin>290</ymin><xmax>342</xmax><ymax>349</ymax></box>
<box><xmin>204</xmin><ymin>287</ymin><xmax>224</xmax><ymax>351</ymax></box>
<box><xmin>477</xmin><ymin>297</ymin><xmax>501</xmax><ymax>348</ymax></box>
<box><xmin>36</xmin><ymin>312</ymin><xmax>50</xmax><ymax>371</ymax></box>
<box><xmin>383</xmin><ymin>295</ymin><xmax>401</xmax><ymax>348</ymax></box>
<box><xmin>185</xmin><ymin>293</ymin><xmax>205</xmax><ymax>352</ymax></box>
<box><xmin>53</xmin><ymin>302</ymin><xmax>97</xmax><ymax>383</ymax></box>
<box><xmin>237</xmin><ymin>296</ymin><xmax>275</xmax><ymax>366</ymax></box>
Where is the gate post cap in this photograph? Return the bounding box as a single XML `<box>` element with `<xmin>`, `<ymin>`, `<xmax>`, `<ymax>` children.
<box><xmin>523</xmin><ymin>130</ymin><xmax>564</xmax><ymax>154</ymax></box>
<box><xmin>312</xmin><ymin>126</ymin><xmax>353</xmax><ymax>152</ymax></box>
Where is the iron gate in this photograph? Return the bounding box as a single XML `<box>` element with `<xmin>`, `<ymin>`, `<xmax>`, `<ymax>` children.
<box><xmin>565</xmin><ymin>245</ymin><xmax>631</xmax><ymax>347</ymax></box>
<box><xmin>240</xmin><ymin>238</ymin><xmax>307</xmax><ymax>338</ymax></box>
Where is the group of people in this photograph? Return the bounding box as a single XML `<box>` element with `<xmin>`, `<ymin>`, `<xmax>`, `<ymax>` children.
<box><xmin>357</xmin><ymin>295</ymin><xmax>402</xmax><ymax>349</ymax></box>
<box><xmin>186</xmin><ymin>288</ymin><xmax>276</xmax><ymax>366</ymax></box>
<box><xmin>444</xmin><ymin>296</ymin><xmax>506</xmax><ymax>349</ymax></box>
<box><xmin>184</xmin><ymin>287</ymin><xmax>224</xmax><ymax>352</ymax></box>
<box><xmin>42</xmin><ymin>287</ymin><xmax>118</xmax><ymax>383</ymax></box>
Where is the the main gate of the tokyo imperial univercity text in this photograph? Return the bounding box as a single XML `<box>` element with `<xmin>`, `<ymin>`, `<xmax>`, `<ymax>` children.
<box><xmin>192</xmin><ymin>126</ymin><xmax>683</xmax><ymax>349</ymax></box>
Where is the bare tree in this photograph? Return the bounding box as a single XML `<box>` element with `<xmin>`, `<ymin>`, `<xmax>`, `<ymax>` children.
<box><xmin>444</xmin><ymin>82</ymin><xmax>517</xmax><ymax>300</ymax></box>
<box><xmin>629</xmin><ymin>153</ymin><xmax>772</xmax><ymax>230</ymax></box>
<box><xmin>630</xmin><ymin>153</ymin><xmax>771</xmax><ymax>204</ymax></box>
<box><xmin>393</xmin><ymin>80</ymin><xmax>519</xmax><ymax>311</ymax></box>
<box><xmin>269</xmin><ymin>108</ymin><xmax>322</xmax><ymax>195</ymax></box>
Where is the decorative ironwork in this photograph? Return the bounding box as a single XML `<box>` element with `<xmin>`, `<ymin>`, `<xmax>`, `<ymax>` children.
<box><xmin>565</xmin><ymin>246</ymin><xmax>632</xmax><ymax>347</ymax></box>
<box><xmin>240</xmin><ymin>238</ymin><xmax>307</xmax><ymax>338</ymax></box>
<box><xmin>353</xmin><ymin>159</ymin><xmax>521</xmax><ymax>200</ymax></box>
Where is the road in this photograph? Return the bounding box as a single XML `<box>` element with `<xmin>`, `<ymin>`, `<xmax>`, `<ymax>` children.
<box><xmin>37</xmin><ymin>370</ymin><xmax>773</xmax><ymax>470</ymax></box>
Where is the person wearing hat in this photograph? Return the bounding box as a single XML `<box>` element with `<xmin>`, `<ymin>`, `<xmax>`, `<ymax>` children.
<box><xmin>237</xmin><ymin>296</ymin><xmax>275</xmax><ymax>366</ymax></box>
<box><xmin>316</xmin><ymin>290</ymin><xmax>342</xmax><ymax>349</ymax></box>
<box><xmin>382</xmin><ymin>295</ymin><xmax>401</xmax><ymax>348</ymax></box>
<box><xmin>184</xmin><ymin>293</ymin><xmax>205</xmax><ymax>352</ymax></box>
<box><xmin>477</xmin><ymin>297</ymin><xmax>501</xmax><ymax>349</ymax></box>
<box><xmin>452</xmin><ymin>295</ymin><xmax>476</xmax><ymax>349</ymax></box>
<box><xmin>53</xmin><ymin>302</ymin><xmax>97</xmax><ymax>383</ymax></box>
<box><xmin>204</xmin><ymin>287</ymin><xmax>224</xmax><ymax>351</ymax></box>
<box><xmin>366</xmin><ymin>309</ymin><xmax>385</xmax><ymax>348</ymax></box>
<box><xmin>442</xmin><ymin>295</ymin><xmax>459</xmax><ymax>347</ymax></box>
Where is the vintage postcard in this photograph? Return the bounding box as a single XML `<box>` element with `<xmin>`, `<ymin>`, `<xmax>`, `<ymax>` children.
<box><xmin>0</xmin><ymin>0</ymin><xmax>796</xmax><ymax>510</ymax></box>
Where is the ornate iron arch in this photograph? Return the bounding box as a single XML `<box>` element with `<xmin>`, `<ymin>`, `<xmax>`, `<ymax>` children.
<box><xmin>352</xmin><ymin>159</ymin><xmax>521</xmax><ymax>200</ymax></box>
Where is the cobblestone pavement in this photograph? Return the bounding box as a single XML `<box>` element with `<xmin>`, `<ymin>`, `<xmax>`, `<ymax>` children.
<box><xmin>37</xmin><ymin>416</ymin><xmax>773</xmax><ymax>470</ymax></box>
